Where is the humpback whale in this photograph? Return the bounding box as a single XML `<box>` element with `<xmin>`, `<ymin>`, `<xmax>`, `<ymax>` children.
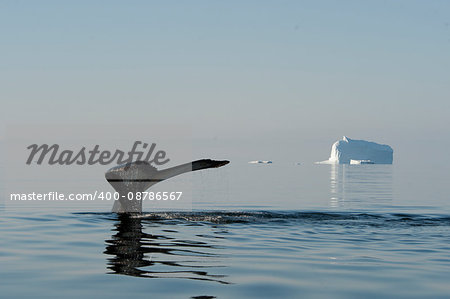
<box><xmin>105</xmin><ymin>159</ymin><xmax>229</xmax><ymax>213</ymax></box>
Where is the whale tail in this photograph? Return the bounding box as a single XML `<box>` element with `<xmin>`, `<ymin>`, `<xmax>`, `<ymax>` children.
<box><xmin>105</xmin><ymin>159</ymin><xmax>229</xmax><ymax>213</ymax></box>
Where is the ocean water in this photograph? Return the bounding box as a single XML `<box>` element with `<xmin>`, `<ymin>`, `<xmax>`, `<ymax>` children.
<box><xmin>1</xmin><ymin>162</ymin><xmax>450</xmax><ymax>298</ymax></box>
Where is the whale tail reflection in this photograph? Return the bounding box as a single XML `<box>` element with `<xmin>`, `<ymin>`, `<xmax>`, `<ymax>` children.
<box><xmin>104</xmin><ymin>214</ymin><xmax>229</xmax><ymax>284</ymax></box>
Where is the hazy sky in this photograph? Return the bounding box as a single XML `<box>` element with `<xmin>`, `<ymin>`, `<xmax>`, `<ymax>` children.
<box><xmin>1</xmin><ymin>1</ymin><xmax>449</xmax><ymax>162</ymax></box>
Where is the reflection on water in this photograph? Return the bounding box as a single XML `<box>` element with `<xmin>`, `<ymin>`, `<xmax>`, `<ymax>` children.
<box><xmin>330</xmin><ymin>164</ymin><xmax>393</xmax><ymax>208</ymax></box>
<box><xmin>104</xmin><ymin>214</ymin><xmax>229</xmax><ymax>284</ymax></box>
<box><xmin>2</xmin><ymin>208</ymin><xmax>450</xmax><ymax>298</ymax></box>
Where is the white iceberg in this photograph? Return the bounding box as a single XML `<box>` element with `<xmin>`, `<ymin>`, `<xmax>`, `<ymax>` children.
<box><xmin>318</xmin><ymin>136</ymin><xmax>393</xmax><ymax>164</ymax></box>
<box><xmin>350</xmin><ymin>159</ymin><xmax>374</xmax><ymax>165</ymax></box>
<box><xmin>248</xmin><ymin>160</ymin><xmax>273</xmax><ymax>164</ymax></box>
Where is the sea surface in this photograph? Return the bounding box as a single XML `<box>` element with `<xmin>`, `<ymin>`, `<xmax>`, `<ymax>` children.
<box><xmin>1</xmin><ymin>161</ymin><xmax>450</xmax><ymax>298</ymax></box>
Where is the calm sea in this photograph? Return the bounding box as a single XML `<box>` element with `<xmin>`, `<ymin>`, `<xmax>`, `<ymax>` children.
<box><xmin>1</xmin><ymin>161</ymin><xmax>449</xmax><ymax>298</ymax></box>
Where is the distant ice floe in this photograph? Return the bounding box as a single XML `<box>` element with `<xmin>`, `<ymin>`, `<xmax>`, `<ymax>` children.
<box><xmin>248</xmin><ymin>160</ymin><xmax>273</xmax><ymax>164</ymax></box>
<box><xmin>350</xmin><ymin>159</ymin><xmax>374</xmax><ymax>165</ymax></box>
<box><xmin>317</xmin><ymin>136</ymin><xmax>393</xmax><ymax>164</ymax></box>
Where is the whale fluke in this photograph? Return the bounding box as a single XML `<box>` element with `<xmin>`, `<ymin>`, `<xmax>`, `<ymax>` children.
<box><xmin>105</xmin><ymin>159</ymin><xmax>229</xmax><ymax>213</ymax></box>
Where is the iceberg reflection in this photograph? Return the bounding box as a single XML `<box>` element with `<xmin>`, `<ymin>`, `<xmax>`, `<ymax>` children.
<box><xmin>330</xmin><ymin>164</ymin><xmax>393</xmax><ymax>208</ymax></box>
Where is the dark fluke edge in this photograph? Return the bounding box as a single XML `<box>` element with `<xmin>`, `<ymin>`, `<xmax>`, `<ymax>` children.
<box><xmin>105</xmin><ymin>159</ymin><xmax>230</xmax><ymax>213</ymax></box>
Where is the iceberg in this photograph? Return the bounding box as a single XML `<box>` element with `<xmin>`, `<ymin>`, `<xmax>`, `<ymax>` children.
<box><xmin>248</xmin><ymin>160</ymin><xmax>273</xmax><ymax>164</ymax></box>
<box><xmin>350</xmin><ymin>159</ymin><xmax>374</xmax><ymax>165</ymax></box>
<box><xmin>318</xmin><ymin>136</ymin><xmax>393</xmax><ymax>164</ymax></box>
